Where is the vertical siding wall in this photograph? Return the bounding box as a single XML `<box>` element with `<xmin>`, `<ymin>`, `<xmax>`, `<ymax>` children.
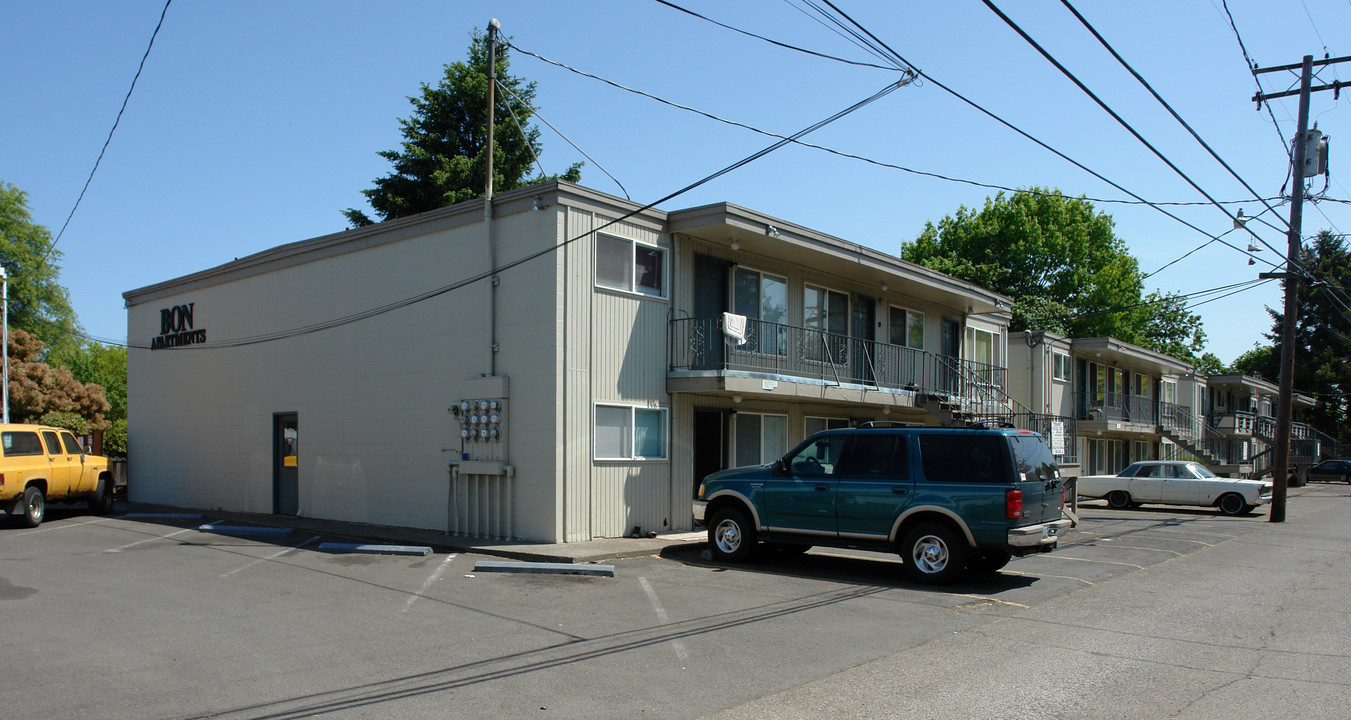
<box><xmin>562</xmin><ymin>205</ymin><xmax>672</xmax><ymax>541</ymax></box>
<box><xmin>127</xmin><ymin>204</ymin><xmax>567</xmax><ymax>540</ymax></box>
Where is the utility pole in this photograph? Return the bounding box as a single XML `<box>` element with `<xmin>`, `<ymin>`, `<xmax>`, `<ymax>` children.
<box><xmin>1253</xmin><ymin>54</ymin><xmax>1348</xmax><ymax>522</ymax></box>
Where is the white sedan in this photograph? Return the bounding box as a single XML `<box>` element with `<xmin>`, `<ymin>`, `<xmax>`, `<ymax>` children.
<box><xmin>1077</xmin><ymin>461</ymin><xmax>1272</xmax><ymax>516</ymax></box>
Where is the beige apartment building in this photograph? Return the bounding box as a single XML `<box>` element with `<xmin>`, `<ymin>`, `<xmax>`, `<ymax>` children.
<box><xmin>125</xmin><ymin>180</ymin><xmax>1068</xmax><ymax>543</ymax></box>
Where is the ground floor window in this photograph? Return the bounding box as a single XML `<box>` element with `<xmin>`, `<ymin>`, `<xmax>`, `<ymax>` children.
<box><xmin>595</xmin><ymin>404</ymin><xmax>667</xmax><ymax>460</ymax></box>
<box><xmin>734</xmin><ymin>412</ymin><xmax>787</xmax><ymax>467</ymax></box>
<box><xmin>804</xmin><ymin>416</ymin><xmax>849</xmax><ymax>437</ymax></box>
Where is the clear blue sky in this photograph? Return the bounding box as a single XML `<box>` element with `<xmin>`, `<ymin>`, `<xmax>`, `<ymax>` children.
<box><xmin>4</xmin><ymin>0</ymin><xmax>1348</xmax><ymax>364</ymax></box>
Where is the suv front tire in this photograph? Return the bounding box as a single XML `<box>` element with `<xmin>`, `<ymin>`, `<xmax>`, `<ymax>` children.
<box><xmin>708</xmin><ymin>507</ymin><xmax>756</xmax><ymax>562</ymax></box>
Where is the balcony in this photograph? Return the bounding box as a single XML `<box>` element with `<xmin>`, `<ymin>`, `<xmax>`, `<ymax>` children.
<box><xmin>669</xmin><ymin>315</ymin><xmax>1005</xmax><ymax>400</ymax></box>
<box><xmin>1077</xmin><ymin>390</ymin><xmax>1157</xmax><ymax>427</ymax></box>
<box><xmin>1210</xmin><ymin>410</ymin><xmax>1255</xmax><ymax>436</ymax></box>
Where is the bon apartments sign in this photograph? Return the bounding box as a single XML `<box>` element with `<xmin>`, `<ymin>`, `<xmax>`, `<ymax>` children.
<box><xmin>151</xmin><ymin>302</ymin><xmax>206</xmax><ymax>349</ymax></box>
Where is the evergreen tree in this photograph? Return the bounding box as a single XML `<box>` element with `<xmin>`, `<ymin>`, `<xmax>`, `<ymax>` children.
<box><xmin>345</xmin><ymin>30</ymin><xmax>581</xmax><ymax>227</ymax></box>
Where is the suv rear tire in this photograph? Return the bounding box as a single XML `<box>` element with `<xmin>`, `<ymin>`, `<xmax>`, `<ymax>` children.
<box><xmin>708</xmin><ymin>507</ymin><xmax>756</xmax><ymax>563</ymax></box>
<box><xmin>901</xmin><ymin>522</ymin><xmax>967</xmax><ymax>585</ymax></box>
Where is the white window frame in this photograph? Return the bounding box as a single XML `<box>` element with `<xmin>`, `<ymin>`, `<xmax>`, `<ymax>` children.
<box><xmin>595</xmin><ymin>233</ymin><xmax>667</xmax><ymax>298</ymax></box>
<box><xmin>964</xmin><ymin>326</ymin><xmax>999</xmax><ymax>366</ymax></box>
<box><xmin>888</xmin><ymin>306</ymin><xmax>925</xmax><ymax>350</ymax></box>
<box><xmin>594</xmin><ymin>403</ymin><xmax>668</xmax><ymax>460</ymax></box>
<box><xmin>1052</xmin><ymin>351</ymin><xmax>1072</xmax><ymax>382</ymax></box>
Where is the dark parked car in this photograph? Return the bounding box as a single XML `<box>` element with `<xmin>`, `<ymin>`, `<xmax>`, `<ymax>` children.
<box><xmin>1306</xmin><ymin>459</ymin><xmax>1351</xmax><ymax>484</ymax></box>
<box><xmin>692</xmin><ymin>424</ymin><xmax>1070</xmax><ymax>585</ymax></box>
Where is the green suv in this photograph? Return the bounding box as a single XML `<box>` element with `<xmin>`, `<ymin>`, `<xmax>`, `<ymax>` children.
<box><xmin>692</xmin><ymin>424</ymin><xmax>1070</xmax><ymax>584</ymax></box>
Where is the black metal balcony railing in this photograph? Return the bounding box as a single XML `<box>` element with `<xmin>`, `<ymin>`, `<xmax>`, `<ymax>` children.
<box><xmin>670</xmin><ymin>316</ymin><xmax>1080</xmax><ymax>464</ymax></box>
<box><xmin>670</xmin><ymin>315</ymin><xmax>1006</xmax><ymax>398</ymax></box>
<box><xmin>1079</xmin><ymin>390</ymin><xmax>1157</xmax><ymax>425</ymax></box>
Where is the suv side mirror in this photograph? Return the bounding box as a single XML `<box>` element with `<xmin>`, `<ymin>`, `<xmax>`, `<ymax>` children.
<box><xmin>774</xmin><ymin>458</ymin><xmax>789</xmax><ymax>475</ymax></box>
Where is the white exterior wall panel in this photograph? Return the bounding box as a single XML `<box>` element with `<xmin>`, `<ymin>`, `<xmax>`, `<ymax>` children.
<box><xmin>127</xmin><ymin>204</ymin><xmax>568</xmax><ymax>539</ymax></box>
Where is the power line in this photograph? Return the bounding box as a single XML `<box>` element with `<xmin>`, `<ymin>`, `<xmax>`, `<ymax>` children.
<box><xmin>136</xmin><ymin>80</ymin><xmax>908</xmax><ymax>350</ymax></box>
<box><xmin>48</xmin><ymin>0</ymin><xmax>172</xmax><ymax>259</ymax></box>
<box><xmin>650</xmin><ymin>0</ymin><xmax>906</xmax><ymax>73</ymax></box>
<box><xmin>1059</xmin><ymin>0</ymin><xmax>1290</xmax><ymax>233</ymax></box>
<box><xmin>981</xmin><ymin>0</ymin><xmax>1295</xmax><ymax>268</ymax></box>
<box><xmin>511</xmin><ymin>41</ymin><xmax>1281</xmax><ymax>212</ymax></box>
<box><xmin>495</xmin><ymin>78</ymin><xmax>631</xmax><ymax>200</ymax></box>
<box><xmin>1220</xmin><ymin>0</ymin><xmax>1291</xmax><ymax>156</ymax></box>
<box><xmin>811</xmin><ymin>0</ymin><xmax>1278</xmax><ymax>271</ymax></box>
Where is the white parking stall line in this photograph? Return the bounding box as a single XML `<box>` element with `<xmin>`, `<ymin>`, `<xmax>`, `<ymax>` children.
<box><xmin>7</xmin><ymin>517</ymin><xmax>110</xmax><ymax>537</ymax></box>
<box><xmin>403</xmin><ymin>554</ymin><xmax>458</xmax><ymax>612</ymax></box>
<box><xmin>1040</xmin><ymin>554</ymin><xmax>1146</xmax><ymax>570</ymax></box>
<box><xmin>105</xmin><ymin>527</ymin><xmax>194</xmax><ymax>553</ymax></box>
<box><xmin>220</xmin><ymin>535</ymin><xmax>321</xmax><ymax>577</ymax></box>
<box><xmin>639</xmin><ymin>576</ymin><xmax>690</xmax><ymax>661</ymax></box>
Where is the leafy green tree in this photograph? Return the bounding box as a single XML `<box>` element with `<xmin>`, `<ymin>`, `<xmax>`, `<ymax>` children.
<box><xmin>1193</xmin><ymin>352</ymin><xmax>1226</xmax><ymax>376</ymax></box>
<box><xmin>1136</xmin><ymin>290</ymin><xmax>1207</xmax><ymax>362</ymax></box>
<box><xmin>104</xmin><ymin>418</ymin><xmax>127</xmax><ymax>457</ymax></box>
<box><xmin>37</xmin><ymin>411</ymin><xmax>88</xmax><ymax>435</ymax></box>
<box><xmin>344</xmin><ymin>30</ymin><xmax>581</xmax><ymax>227</ymax></box>
<box><xmin>903</xmin><ymin>188</ymin><xmax>1206</xmax><ymax>358</ymax></box>
<box><xmin>0</xmin><ymin>182</ymin><xmax>81</xmax><ymax>351</ymax></box>
<box><xmin>1261</xmin><ymin>230</ymin><xmax>1351</xmax><ymax>440</ymax></box>
<box><xmin>49</xmin><ymin>340</ymin><xmax>127</xmax><ymax>422</ymax></box>
<box><xmin>1229</xmin><ymin>343</ymin><xmax>1278</xmax><ymax>379</ymax></box>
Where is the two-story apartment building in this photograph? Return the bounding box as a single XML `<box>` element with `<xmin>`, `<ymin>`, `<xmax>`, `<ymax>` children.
<box><xmin>1204</xmin><ymin>374</ymin><xmax>1320</xmax><ymax>476</ymax></box>
<box><xmin>1009</xmin><ymin>331</ymin><xmax>1206</xmax><ymax>475</ymax></box>
<box><xmin>125</xmin><ymin>181</ymin><xmax>1047</xmax><ymax>543</ymax></box>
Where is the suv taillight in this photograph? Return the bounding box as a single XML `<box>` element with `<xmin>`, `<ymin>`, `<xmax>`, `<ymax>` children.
<box><xmin>1005</xmin><ymin>488</ymin><xmax>1023</xmax><ymax>519</ymax></box>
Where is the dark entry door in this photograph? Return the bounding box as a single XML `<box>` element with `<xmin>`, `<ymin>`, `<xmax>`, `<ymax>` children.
<box><xmin>692</xmin><ymin>409</ymin><xmax>725</xmax><ymax>498</ymax></box>
<box><xmin>274</xmin><ymin>413</ymin><xmax>299</xmax><ymax>515</ymax></box>
<box><xmin>692</xmin><ymin>255</ymin><xmax>729</xmax><ymax>370</ymax></box>
<box><xmin>851</xmin><ymin>294</ymin><xmax>875</xmax><ymax>384</ymax></box>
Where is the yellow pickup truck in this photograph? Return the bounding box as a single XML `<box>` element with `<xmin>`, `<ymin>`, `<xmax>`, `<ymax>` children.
<box><xmin>0</xmin><ymin>424</ymin><xmax>114</xmax><ymax>528</ymax></box>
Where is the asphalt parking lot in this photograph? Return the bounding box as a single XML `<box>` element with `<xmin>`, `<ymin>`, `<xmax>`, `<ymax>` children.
<box><xmin>3</xmin><ymin>483</ymin><xmax>1347</xmax><ymax>719</ymax></box>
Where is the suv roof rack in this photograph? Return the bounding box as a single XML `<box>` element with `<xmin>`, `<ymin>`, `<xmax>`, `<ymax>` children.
<box><xmin>855</xmin><ymin>420</ymin><xmax>911</xmax><ymax>428</ymax></box>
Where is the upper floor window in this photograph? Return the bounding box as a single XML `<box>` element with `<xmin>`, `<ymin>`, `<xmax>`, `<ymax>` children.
<box><xmin>733</xmin><ymin>267</ymin><xmax>786</xmax><ymax>324</ymax></box>
<box><xmin>889</xmin><ymin>306</ymin><xmax>925</xmax><ymax>349</ymax></box>
<box><xmin>1161</xmin><ymin>379</ymin><xmax>1178</xmax><ymax>405</ymax></box>
<box><xmin>965</xmin><ymin>327</ymin><xmax>999</xmax><ymax>366</ymax></box>
<box><xmin>804</xmin><ymin>285</ymin><xmax>848</xmax><ymax>337</ymax></box>
<box><xmin>733</xmin><ymin>267</ymin><xmax>787</xmax><ymax>356</ymax></box>
<box><xmin>596</xmin><ymin>233</ymin><xmax>665</xmax><ymax>298</ymax></box>
<box><xmin>1052</xmin><ymin>352</ymin><xmax>1072</xmax><ymax>382</ymax></box>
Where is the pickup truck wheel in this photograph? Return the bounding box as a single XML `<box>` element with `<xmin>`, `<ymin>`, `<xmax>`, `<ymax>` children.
<box><xmin>901</xmin><ymin>523</ymin><xmax>967</xmax><ymax>585</ymax></box>
<box><xmin>1217</xmin><ymin>493</ymin><xmax>1247</xmax><ymax>516</ymax></box>
<box><xmin>966</xmin><ymin>550</ymin><xmax>1012</xmax><ymax>575</ymax></box>
<box><xmin>1106</xmin><ymin>490</ymin><xmax>1133</xmax><ymax>510</ymax></box>
<box><xmin>19</xmin><ymin>486</ymin><xmax>45</xmax><ymax>528</ymax></box>
<box><xmin>708</xmin><ymin>507</ymin><xmax>756</xmax><ymax>563</ymax></box>
<box><xmin>87</xmin><ymin>477</ymin><xmax>114</xmax><ymax>514</ymax></box>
